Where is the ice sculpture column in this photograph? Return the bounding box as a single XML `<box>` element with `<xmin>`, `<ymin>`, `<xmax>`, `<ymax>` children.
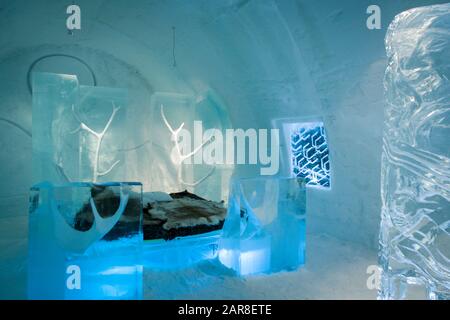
<box><xmin>380</xmin><ymin>4</ymin><xmax>450</xmax><ymax>300</ymax></box>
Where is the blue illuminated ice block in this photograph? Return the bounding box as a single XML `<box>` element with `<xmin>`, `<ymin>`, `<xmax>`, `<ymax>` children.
<box><xmin>218</xmin><ymin>177</ymin><xmax>306</xmax><ymax>275</ymax></box>
<box><xmin>143</xmin><ymin>231</ymin><xmax>220</xmax><ymax>270</ymax></box>
<box><xmin>28</xmin><ymin>182</ymin><xmax>143</xmax><ymax>300</ymax></box>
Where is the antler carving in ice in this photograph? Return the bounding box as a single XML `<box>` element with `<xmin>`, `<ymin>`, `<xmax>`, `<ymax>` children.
<box><xmin>51</xmin><ymin>187</ymin><xmax>129</xmax><ymax>253</ymax></box>
<box><xmin>70</xmin><ymin>101</ymin><xmax>121</xmax><ymax>182</ymax></box>
<box><xmin>160</xmin><ymin>104</ymin><xmax>215</xmax><ymax>187</ymax></box>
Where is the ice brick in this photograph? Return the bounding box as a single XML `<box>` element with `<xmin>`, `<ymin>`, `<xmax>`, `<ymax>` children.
<box><xmin>28</xmin><ymin>182</ymin><xmax>143</xmax><ymax>300</ymax></box>
<box><xmin>219</xmin><ymin>177</ymin><xmax>306</xmax><ymax>275</ymax></box>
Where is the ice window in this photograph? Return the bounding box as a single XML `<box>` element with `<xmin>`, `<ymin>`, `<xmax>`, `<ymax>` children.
<box><xmin>290</xmin><ymin>122</ymin><xmax>330</xmax><ymax>188</ymax></box>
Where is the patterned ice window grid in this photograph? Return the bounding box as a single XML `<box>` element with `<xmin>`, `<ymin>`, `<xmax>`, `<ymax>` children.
<box><xmin>291</xmin><ymin>124</ymin><xmax>330</xmax><ymax>188</ymax></box>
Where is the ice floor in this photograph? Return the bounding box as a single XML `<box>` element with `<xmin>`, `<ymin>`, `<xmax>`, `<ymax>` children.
<box><xmin>144</xmin><ymin>233</ymin><xmax>378</xmax><ymax>300</ymax></box>
<box><xmin>0</xmin><ymin>214</ymin><xmax>378</xmax><ymax>300</ymax></box>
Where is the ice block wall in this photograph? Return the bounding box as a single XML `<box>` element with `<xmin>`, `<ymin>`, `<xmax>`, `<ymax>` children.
<box><xmin>380</xmin><ymin>3</ymin><xmax>450</xmax><ymax>300</ymax></box>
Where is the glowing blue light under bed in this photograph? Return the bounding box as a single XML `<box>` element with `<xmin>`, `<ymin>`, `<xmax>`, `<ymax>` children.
<box><xmin>143</xmin><ymin>230</ymin><xmax>221</xmax><ymax>270</ymax></box>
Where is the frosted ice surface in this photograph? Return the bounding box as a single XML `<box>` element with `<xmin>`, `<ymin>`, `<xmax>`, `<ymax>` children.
<box><xmin>219</xmin><ymin>177</ymin><xmax>306</xmax><ymax>275</ymax></box>
<box><xmin>32</xmin><ymin>72</ymin><xmax>127</xmax><ymax>184</ymax></box>
<box><xmin>380</xmin><ymin>3</ymin><xmax>450</xmax><ymax>300</ymax></box>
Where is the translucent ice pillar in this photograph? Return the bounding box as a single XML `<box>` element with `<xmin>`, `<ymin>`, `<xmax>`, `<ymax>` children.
<box><xmin>219</xmin><ymin>177</ymin><xmax>306</xmax><ymax>275</ymax></box>
<box><xmin>28</xmin><ymin>182</ymin><xmax>143</xmax><ymax>300</ymax></box>
<box><xmin>32</xmin><ymin>72</ymin><xmax>127</xmax><ymax>184</ymax></box>
<box><xmin>380</xmin><ymin>4</ymin><xmax>450</xmax><ymax>300</ymax></box>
